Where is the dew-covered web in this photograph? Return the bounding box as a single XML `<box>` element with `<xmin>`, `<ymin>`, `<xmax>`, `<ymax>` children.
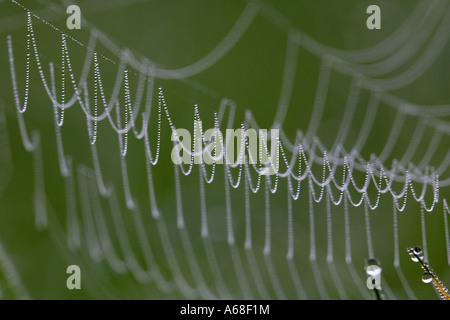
<box><xmin>1</xmin><ymin>0</ymin><xmax>450</xmax><ymax>299</ymax></box>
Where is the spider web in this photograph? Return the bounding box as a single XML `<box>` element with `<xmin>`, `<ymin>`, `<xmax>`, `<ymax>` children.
<box><xmin>1</xmin><ymin>0</ymin><xmax>450</xmax><ymax>299</ymax></box>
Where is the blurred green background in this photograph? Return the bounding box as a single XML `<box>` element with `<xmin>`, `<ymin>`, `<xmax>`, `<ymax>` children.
<box><xmin>0</xmin><ymin>0</ymin><xmax>449</xmax><ymax>300</ymax></box>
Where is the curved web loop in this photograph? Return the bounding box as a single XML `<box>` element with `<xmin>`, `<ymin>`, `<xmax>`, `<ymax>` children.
<box><xmin>3</xmin><ymin>0</ymin><xmax>450</xmax><ymax>299</ymax></box>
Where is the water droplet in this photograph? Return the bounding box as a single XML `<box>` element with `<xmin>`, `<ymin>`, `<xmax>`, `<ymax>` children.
<box><xmin>413</xmin><ymin>246</ymin><xmax>422</xmax><ymax>255</ymax></box>
<box><xmin>410</xmin><ymin>255</ymin><xmax>419</xmax><ymax>262</ymax></box>
<box><xmin>422</xmin><ymin>272</ymin><xmax>433</xmax><ymax>283</ymax></box>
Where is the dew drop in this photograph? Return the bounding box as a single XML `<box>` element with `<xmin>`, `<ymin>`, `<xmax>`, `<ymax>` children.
<box><xmin>410</xmin><ymin>255</ymin><xmax>419</xmax><ymax>262</ymax></box>
<box><xmin>412</xmin><ymin>246</ymin><xmax>424</xmax><ymax>260</ymax></box>
<box><xmin>421</xmin><ymin>272</ymin><xmax>433</xmax><ymax>283</ymax></box>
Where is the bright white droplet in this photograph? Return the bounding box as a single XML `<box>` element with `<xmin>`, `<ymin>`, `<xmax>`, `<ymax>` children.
<box><xmin>421</xmin><ymin>272</ymin><xmax>433</xmax><ymax>283</ymax></box>
<box><xmin>412</xmin><ymin>246</ymin><xmax>424</xmax><ymax>260</ymax></box>
<box><xmin>413</xmin><ymin>246</ymin><xmax>422</xmax><ymax>255</ymax></box>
